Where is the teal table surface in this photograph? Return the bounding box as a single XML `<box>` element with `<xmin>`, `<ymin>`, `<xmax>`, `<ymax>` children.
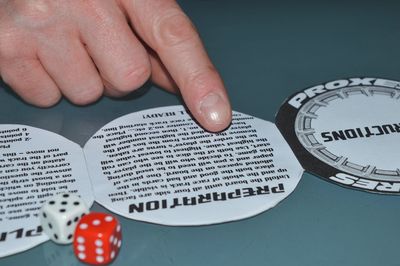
<box><xmin>1</xmin><ymin>1</ymin><xmax>400</xmax><ymax>265</ymax></box>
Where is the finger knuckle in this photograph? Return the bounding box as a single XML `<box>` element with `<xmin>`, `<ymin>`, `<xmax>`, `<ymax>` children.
<box><xmin>17</xmin><ymin>85</ymin><xmax>62</xmax><ymax>108</ymax></box>
<box><xmin>0</xmin><ymin>44</ymin><xmax>10</xmax><ymax>61</ymax></box>
<box><xmin>8</xmin><ymin>0</ymin><xmax>56</xmax><ymax>29</ymax></box>
<box><xmin>113</xmin><ymin>64</ymin><xmax>151</xmax><ymax>92</ymax></box>
<box><xmin>1</xmin><ymin>61</ymin><xmax>32</xmax><ymax>84</ymax></box>
<box><xmin>79</xmin><ymin>0</ymin><xmax>114</xmax><ymax>27</ymax></box>
<box><xmin>68</xmin><ymin>82</ymin><xmax>103</xmax><ymax>105</ymax></box>
<box><xmin>32</xmin><ymin>92</ymin><xmax>61</xmax><ymax>108</ymax></box>
<box><xmin>155</xmin><ymin>12</ymin><xmax>198</xmax><ymax>48</ymax></box>
<box><xmin>0</xmin><ymin>33</ymin><xmax>22</xmax><ymax>60</ymax></box>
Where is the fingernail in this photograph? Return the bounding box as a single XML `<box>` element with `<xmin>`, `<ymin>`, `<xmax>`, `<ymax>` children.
<box><xmin>199</xmin><ymin>93</ymin><xmax>231</xmax><ymax>127</ymax></box>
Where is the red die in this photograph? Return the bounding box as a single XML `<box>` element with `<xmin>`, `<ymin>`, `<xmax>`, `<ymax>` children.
<box><xmin>73</xmin><ymin>213</ymin><xmax>122</xmax><ymax>265</ymax></box>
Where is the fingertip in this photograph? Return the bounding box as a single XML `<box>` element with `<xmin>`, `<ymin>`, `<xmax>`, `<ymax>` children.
<box><xmin>179</xmin><ymin>67</ymin><xmax>232</xmax><ymax>132</ymax></box>
<box><xmin>196</xmin><ymin>92</ymin><xmax>232</xmax><ymax>132</ymax></box>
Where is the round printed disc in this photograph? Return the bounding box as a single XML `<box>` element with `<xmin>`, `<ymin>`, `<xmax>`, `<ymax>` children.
<box><xmin>0</xmin><ymin>125</ymin><xmax>94</xmax><ymax>258</ymax></box>
<box><xmin>276</xmin><ymin>77</ymin><xmax>400</xmax><ymax>194</ymax></box>
<box><xmin>84</xmin><ymin>106</ymin><xmax>304</xmax><ymax>225</ymax></box>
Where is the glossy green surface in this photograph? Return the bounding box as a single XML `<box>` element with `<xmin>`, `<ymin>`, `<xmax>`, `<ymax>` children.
<box><xmin>1</xmin><ymin>1</ymin><xmax>400</xmax><ymax>265</ymax></box>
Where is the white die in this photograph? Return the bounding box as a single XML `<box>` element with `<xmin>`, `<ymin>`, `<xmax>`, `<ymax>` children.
<box><xmin>40</xmin><ymin>193</ymin><xmax>89</xmax><ymax>244</ymax></box>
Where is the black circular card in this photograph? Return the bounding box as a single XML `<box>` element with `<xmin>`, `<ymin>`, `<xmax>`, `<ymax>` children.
<box><xmin>276</xmin><ymin>77</ymin><xmax>400</xmax><ymax>194</ymax></box>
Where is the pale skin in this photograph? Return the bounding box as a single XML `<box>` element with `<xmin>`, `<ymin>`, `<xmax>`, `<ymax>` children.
<box><xmin>0</xmin><ymin>0</ymin><xmax>232</xmax><ymax>132</ymax></box>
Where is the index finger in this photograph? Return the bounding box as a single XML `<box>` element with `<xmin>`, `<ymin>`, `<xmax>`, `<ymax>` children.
<box><xmin>122</xmin><ymin>0</ymin><xmax>232</xmax><ymax>132</ymax></box>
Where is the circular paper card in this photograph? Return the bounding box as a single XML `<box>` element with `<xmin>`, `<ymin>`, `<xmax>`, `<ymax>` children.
<box><xmin>276</xmin><ymin>77</ymin><xmax>400</xmax><ymax>194</ymax></box>
<box><xmin>0</xmin><ymin>125</ymin><xmax>94</xmax><ymax>258</ymax></box>
<box><xmin>84</xmin><ymin>106</ymin><xmax>304</xmax><ymax>225</ymax></box>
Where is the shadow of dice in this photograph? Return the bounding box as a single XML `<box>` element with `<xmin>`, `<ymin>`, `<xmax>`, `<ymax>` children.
<box><xmin>42</xmin><ymin>241</ymin><xmax>80</xmax><ymax>266</ymax></box>
<box><xmin>40</xmin><ymin>193</ymin><xmax>89</xmax><ymax>244</ymax></box>
<box><xmin>74</xmin><ymin>213</ymin><xmax>122</xmax><ymax>265</ymax></box>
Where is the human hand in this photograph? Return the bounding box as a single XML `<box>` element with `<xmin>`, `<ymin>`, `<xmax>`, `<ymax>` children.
<box><xmin>0</xmin><ymin>0</ymin><xmax>231</xmax><ymax>132</ymax></box>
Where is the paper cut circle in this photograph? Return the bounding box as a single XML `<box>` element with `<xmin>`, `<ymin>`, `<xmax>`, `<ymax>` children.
<box><xmin>276</xmin><ymin>77</ymin><xmax>400</xmax><ymax>194</ymax></box>
<box><xmin>0</xmin><ymin>125</ymin><xmax>94</xmax><ymax>258</ymax></box>
<box><xmin>84</xmin><ymin>106</ymin><xmax>304</xmax><ymax>225</ymax></box>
